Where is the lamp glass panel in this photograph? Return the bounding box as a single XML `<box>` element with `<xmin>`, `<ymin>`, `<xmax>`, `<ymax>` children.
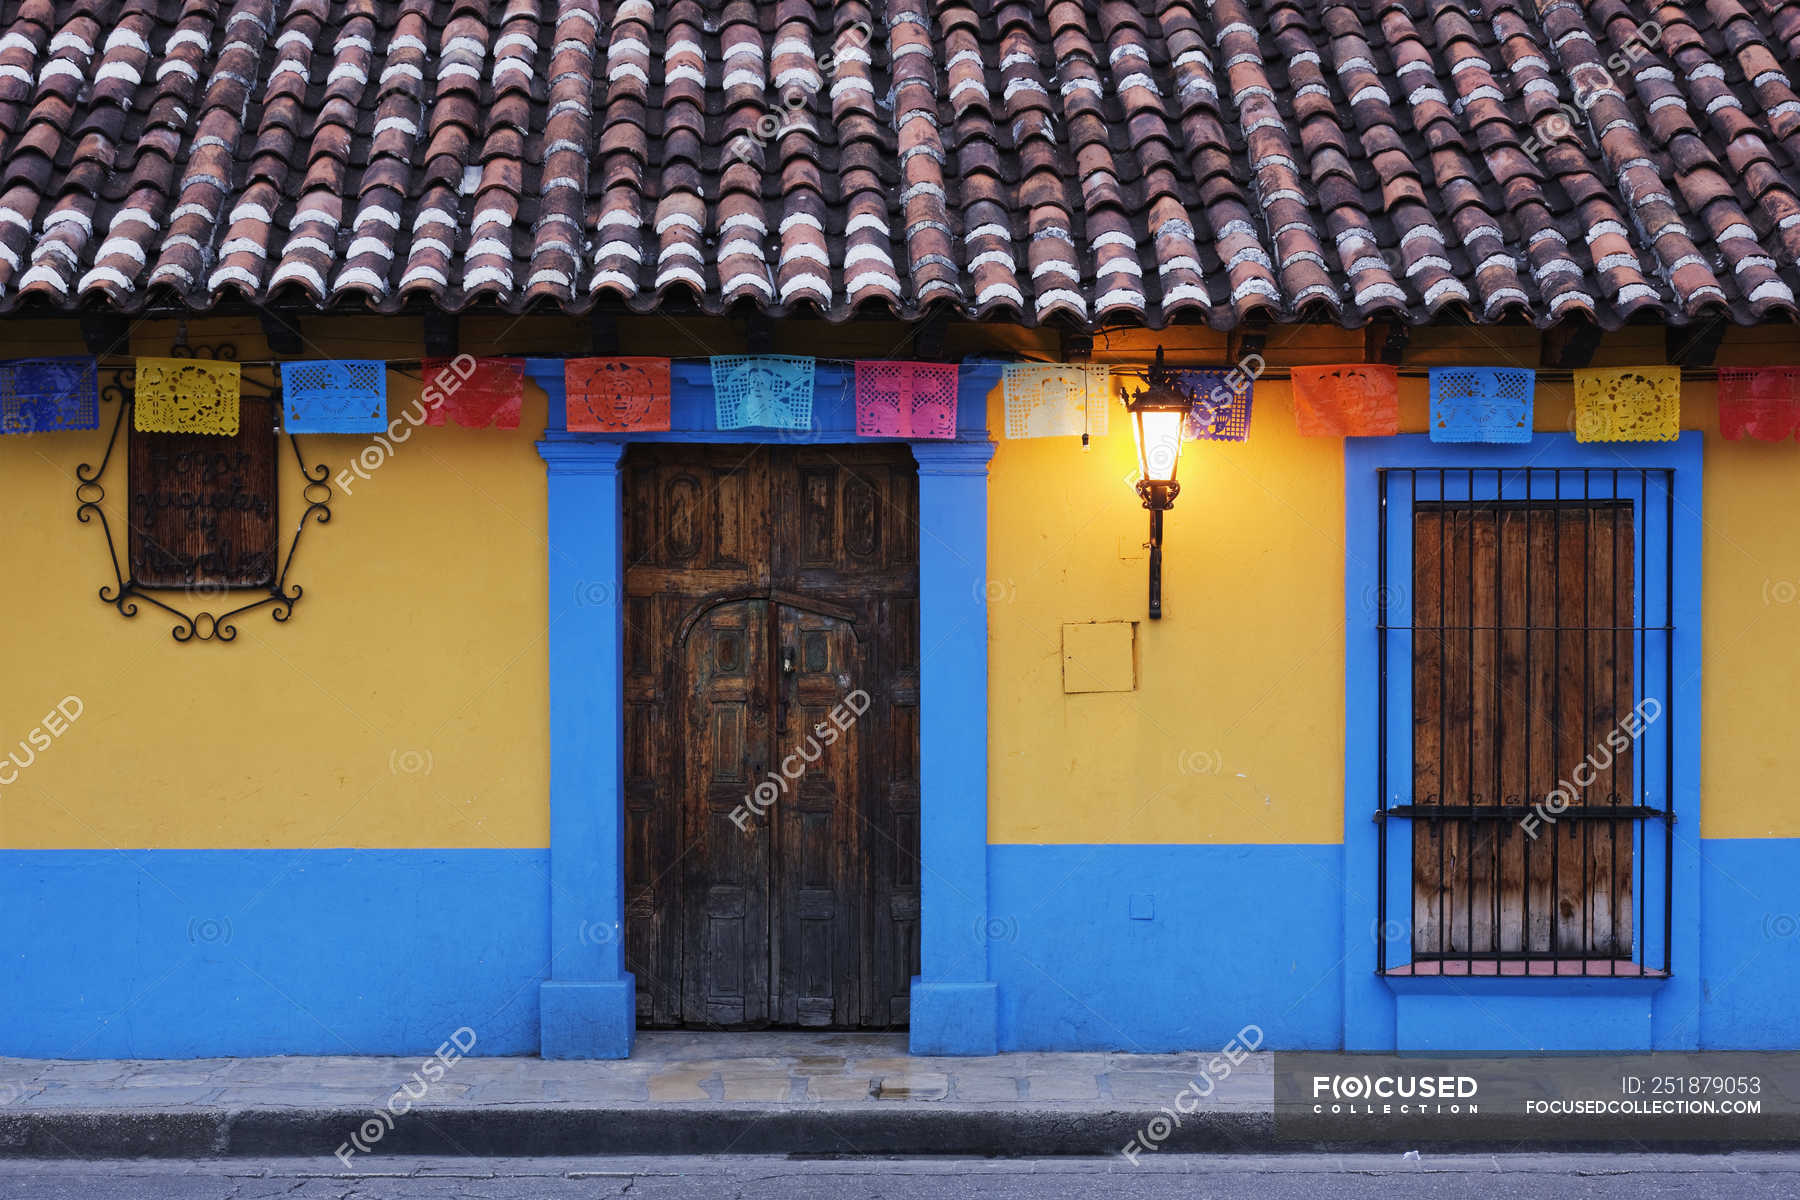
<box><xmin>1134</xmin><ymin>406</ymin><xmax>1186</xmax><ymax>485</ymax></box>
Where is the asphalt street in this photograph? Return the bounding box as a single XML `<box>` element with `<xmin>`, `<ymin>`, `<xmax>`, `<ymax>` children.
<box><xmin>0</xmin><ymin>1153</ymin><xmax>1795</xmax><ymax>1198</ymax></box>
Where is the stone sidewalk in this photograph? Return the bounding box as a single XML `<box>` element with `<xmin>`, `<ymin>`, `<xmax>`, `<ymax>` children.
<box><xmin>0</xmin><ymin>1032</ymin><xmax>1271</xmax><ymax>1158</ymax></box>
<box><xmin>0</xmin><ymin>1032</ymin><xmax>1272</xmax><ymax>1109</ymax></box>
<box><xmin>14</xmin><ymin>1033</ymin><xmax>1800</xmax><ymax>1160</ymax></box>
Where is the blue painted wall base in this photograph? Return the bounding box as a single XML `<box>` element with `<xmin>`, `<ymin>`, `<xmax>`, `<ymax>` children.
<box><xmin>6</xmin><ymin>838</ymin><xmax>1799</xmax><ymax>1055</ymax></box>
<box><xmin>986</xmin><ymin>844</ymin><xmax>1344</xmax><ymax>1052</ymax></box>
<box><xmin>1392</xmin><ymin>987</ymin><xmax>1657</xmax><ymax>1052</ymax></box>
<box><xmin>909</xmin><ymin>981</ymin><xmax>999</xmax><ymax>1055</ymax></box>
<box><xmin>540</xmin><ymin>978</ymin><xmax>636</xmax><ymax>1059</ymax></box>
<box><xmin>0</xmin><ymin>849</ymin><xmax>548</xmax><ymax>1058</ymax></box>
<box><xmin>1699</xmin><ymin>838</ymin><xmax>1800</xmax><ymax>1049</ymax></box>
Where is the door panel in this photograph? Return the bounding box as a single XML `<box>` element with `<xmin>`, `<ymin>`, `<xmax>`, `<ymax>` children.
<box><xmin>623</xmin><ymin>447</ymin><xmax>770</xmax><ymax>1026</ymax></box>
<box><xmin>771</xmin><ymin>606</ymin><xmax>861</xmax><ymax>1026</ymax></box>
<box><xmin>865</xmin><ymin>592</ymin><xmax>921</xmax><ymax>1028</ymax></box>
<box><xmin>681</xmin><ymin>598</ymin><xmax>772</xmax><ymax>1026</ymax></box>
<box><xmin>623</xmin><ymin>444</ymin><xmax>919</xmax><ymax>1030</ymax></box>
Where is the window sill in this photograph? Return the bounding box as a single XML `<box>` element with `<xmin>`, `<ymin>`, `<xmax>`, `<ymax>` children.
<box><xmin>1384</xmin><ymin>960</ymin><xmax>1669</xmax><ymax>998</ymax></box>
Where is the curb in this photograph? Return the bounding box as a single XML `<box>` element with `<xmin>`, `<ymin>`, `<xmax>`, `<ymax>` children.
<box><xmin>1</xmin><ymin>1106</ymin><xmax>1268</xmax><ymax>1158</ymax></box>
<box><xmin>5</xmin><ymin>1105</ymin><xmax>1800</xmax><ymax>1159</ymax></box>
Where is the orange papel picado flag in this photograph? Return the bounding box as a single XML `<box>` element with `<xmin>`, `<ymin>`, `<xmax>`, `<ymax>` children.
<box><xmin>1290</xmin><ymin>364</ymin><xmax>1399</xmax><ymax>436</ymax></box>
<box><xmin>564</xmin><ymin>357</ymin><xmax>673</xmax><ymax>432</ymax></box>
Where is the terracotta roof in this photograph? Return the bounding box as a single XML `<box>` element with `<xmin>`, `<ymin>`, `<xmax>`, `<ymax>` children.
<box><xmin>1</xmin><ymin>0</ymin><xmax>1799</xmax><ymax>329</ymax></box>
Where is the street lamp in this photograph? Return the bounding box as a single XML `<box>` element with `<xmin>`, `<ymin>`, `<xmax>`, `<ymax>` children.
<box><xmin>1126</xmin><ymin>347</ymin><xmax>1188</xmax><ymax>620</ymax></box>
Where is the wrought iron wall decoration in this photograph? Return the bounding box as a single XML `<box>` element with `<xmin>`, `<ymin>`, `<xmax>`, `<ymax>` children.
<box><xmin>74</xmin><ymin>344</ymin><xmax>333</xmax><ymax>643</ymax></box>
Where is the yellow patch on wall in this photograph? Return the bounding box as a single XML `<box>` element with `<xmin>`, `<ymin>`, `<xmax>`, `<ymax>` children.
<box><xmin>1062</xmin><ymin>621</ymin><xmax>1136</xmax><ymax>693</ymax></box>
<box><xmin>0</xmin><ymin>320</ymin><xmax>549</xmax><ymax>850</ymax></box>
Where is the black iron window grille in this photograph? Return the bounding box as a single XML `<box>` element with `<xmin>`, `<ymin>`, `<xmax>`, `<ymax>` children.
<box><xmin>73</xmin><ymin>348</ymin><xmax>333</xmax><ymax>643</ymax></box>
<box><xmin>1375</xmin><ymin>467</ymin><xmax>1675</xmax><ymax>979</ymax></box>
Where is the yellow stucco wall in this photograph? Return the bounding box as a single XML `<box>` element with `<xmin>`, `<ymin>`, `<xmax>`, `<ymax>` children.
<box><xmin>0</xmin><ymin>318</ymin><xmax>549</xmax><ymax>850</ymax></box>
<box><xmin>1692</xmin><ymin>366</ymin><xmax>1800</xmax><ymax>842</ymax></box>
<box><xmin>1</xmin><ymin>316</ymin><xmax>1795</xmax><ymax>850</ymax></box>
<box><xmin>984</xmin><ymin>368</ymin><xmax>1347</xmax><ymax>845</ymax></box>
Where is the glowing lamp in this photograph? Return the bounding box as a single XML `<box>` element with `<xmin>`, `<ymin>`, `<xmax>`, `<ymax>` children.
<box><xmin>1125</xmin><ymin>347</ymin><xmax>1190</xmax><ymax>619</ymax></box>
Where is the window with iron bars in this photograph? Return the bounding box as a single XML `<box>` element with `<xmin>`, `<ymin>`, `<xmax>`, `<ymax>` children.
<box><xmin>1374</xmin><ymin>467</ymin><xmax>1674</xmax><ymax>979</ymax></box>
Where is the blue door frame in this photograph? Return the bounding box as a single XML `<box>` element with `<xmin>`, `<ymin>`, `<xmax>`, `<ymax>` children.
<box><xmin>1343</xmin><ymin>433</ymin><xmax>1703</xmax><ymax>1052</ymax></box>
<box><xmin>527</xmin><ymin>358</ymin><xmax>1001</xmax><ymax>1057</ymax></box>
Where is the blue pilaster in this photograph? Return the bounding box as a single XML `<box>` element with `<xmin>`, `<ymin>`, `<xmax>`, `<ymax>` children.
<box><xmin>909</xmin><ymin>439</ymin><xmax>999</xmax><ymax>1055</ymax></box>
<box><xmin>535</xmin><ymin>428</ymin><xmax>635</xmax><ymax>1059</ymax></box>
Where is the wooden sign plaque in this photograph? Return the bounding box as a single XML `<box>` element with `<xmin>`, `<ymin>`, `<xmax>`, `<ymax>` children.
<box><xmin>128</xmin><ymin>395</ymin><xmax>278</xmax><ymax>589</ymax></box>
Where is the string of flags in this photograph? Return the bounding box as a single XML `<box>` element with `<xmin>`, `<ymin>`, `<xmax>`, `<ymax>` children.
<box><xmin>0</xmin><ymin>353</ymin><xmax>1795</xmax><ymax>446</ymax></box>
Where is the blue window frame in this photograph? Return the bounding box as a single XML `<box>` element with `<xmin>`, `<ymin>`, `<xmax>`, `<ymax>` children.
<box><xmin>1343</xmin><ymin>433</ymin><xmax>1702</xmax><ymax>1051</ymax></box>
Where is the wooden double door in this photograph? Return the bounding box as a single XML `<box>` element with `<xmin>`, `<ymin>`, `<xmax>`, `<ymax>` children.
<box><xmin>622</xmin><ymin>445</ymin><xmax>921</xmax><ymax>1029</ymax></box>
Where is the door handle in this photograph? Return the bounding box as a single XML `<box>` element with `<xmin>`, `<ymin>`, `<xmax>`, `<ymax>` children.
<box><xmin>781</xmin><ymin>646</ymin><xmax>796</xmax><ymax>676</ymax></box>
